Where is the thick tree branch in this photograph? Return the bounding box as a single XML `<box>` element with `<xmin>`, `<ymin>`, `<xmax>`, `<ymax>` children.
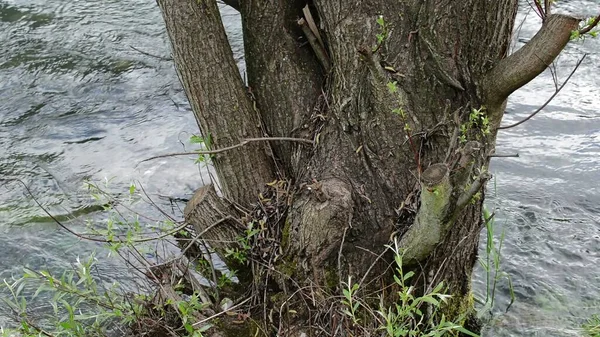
<box><xmin>184</xmin><ymin>185</ymin><xmax>244</xmax><ymax>263</ymax></box>
<box><xmin>157</xmin><ymin>0</ymin><xmax>276</xmax><ymax>206</ymax></box>
<box><xmin>399</xmin><ymin>164</ymin><xmax>452</xmax><ymax>264</ymax></box>
<box><xmin>481</xmin><ymin>14</ymin><xmax>580</xmax><ymax>107</ymax></box>
<box><xmin>497</xmin><ymin>54</ymin><xmax>586</xmax><ymax>130</ymax></box>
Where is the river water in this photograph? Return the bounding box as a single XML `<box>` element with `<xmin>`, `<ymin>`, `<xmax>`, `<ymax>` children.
<box><xmin>0</xmin><ymin>1</ymin><xmax>598</xmax><ymax>336</ymax></box>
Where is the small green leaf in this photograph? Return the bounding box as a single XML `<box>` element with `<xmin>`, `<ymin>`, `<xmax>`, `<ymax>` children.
<box><xmin>454</xmin><ymin>326</ymin><xmax>480</xmax><ymax>337</ymax></box>
<box><xmin>420</xmin><ymin>296</ymin><xmax>439</xmax><ymax>306</ymax></box>
<box><xmin>184</xmin><ymin>322</ymin><xmax>194</xmax><ymax>334</ymax></box>
<box><xmin>387</xmin><ymin>81</ymin><xmax>398</xmax><ymax>94</ymax></box>
<box><xmin>190</xmin><ymin>135</ymin><xmax>204</xmax><ymax>144</ymax></box>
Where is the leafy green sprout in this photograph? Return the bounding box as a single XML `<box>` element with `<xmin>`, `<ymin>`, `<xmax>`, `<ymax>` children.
<box><xmin>387</xmin><ymin>80</ymin><xmax>422</xmax><ymax>170</ymax></box>
<box><xmin>388</xmin><ymin>82</ymin><xmax>412</xmax><ymax>132</ymax></box>
<box><xmin>190</xmin><ymin>134</ymin><xmax>213</xmax><ymax>165</ymax></box>
<box><xmin>341</xmin><ymin>277</ymin><xmax>361</xmax><ymax>325</ymax></box>
<box><xmin>475</xmin><ymin>177</ymin><xmax>515</xmax><ymax>320</ymax></box>
<box><xmin>174</xmin><ymin>293</ymin><xmax>211</xmax><ymax>335</ymax></box>
<box><xmin>465</xmin><ymin>166</ymin><xmax>489</xmax><ymax>204</ymax></box>
<box><xmin>460</xmin><ymin>107</ymin><xmax>491</xmax><ymax>144</ymax></box>
<box><xmin>374</xmin><ymin>15</ymin><xmax>389</xmax><ymax>51</ymax></box>
<box><xmin>1</xmin><ymin>181</ymin><xmax>217</xmax><ymax>337</ymax></box>
<box><xmin>217</xmin><ymin>270</ymin><xmax>237</xmax><ymax>289</ymax></box>
<box><xmin>224</xmin><ymin>221</ymin><xmax>261</xmax><ymax>265</ymax></box>
<box><xmin>339</xmin><ymin>239</ymin><xmax>479</xmax><ymax>337</ymax></box>
<box><xmin>571</xmin><ymin>17</ymin><xmax>600</xmax><ymax>40</ymax></box>
<box><xmin>1</xmin><ymin>253</ymin><xmax>150</xmax><ymax>337</ymax></box>
<box><xmin>584</xmin><ymin>314</ymin><xmax>600</xmax><ymax>337</ymax></box>
<box><xmin>378</xmin><ymin>239</ymin><xmax>479</xmax><ymax>337</ymax></box>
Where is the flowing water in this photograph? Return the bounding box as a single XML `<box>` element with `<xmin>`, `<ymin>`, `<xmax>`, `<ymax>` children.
<box><xmin>0</xmin><ymin>1</ymin><xmax>598</xmax><ymax>336</ymax></box>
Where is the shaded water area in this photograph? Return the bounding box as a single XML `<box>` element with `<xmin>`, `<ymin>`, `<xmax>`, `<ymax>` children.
<box><xmin>0</xmin><ymin>1</ymin><xmax>599</xmax><ymax>336</ymax></box>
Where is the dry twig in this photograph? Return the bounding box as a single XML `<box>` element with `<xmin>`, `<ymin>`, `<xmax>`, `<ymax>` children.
<box><xmin>140</xmin><ymin>137</ymin><xmax>313</xmax><ymax>163</ymax></box>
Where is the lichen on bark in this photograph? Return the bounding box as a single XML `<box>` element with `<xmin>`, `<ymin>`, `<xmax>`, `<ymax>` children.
<box><xmin>399</xmin><ymin>163</ymin><xmax>452</xmax><ymax>264</ymax></box>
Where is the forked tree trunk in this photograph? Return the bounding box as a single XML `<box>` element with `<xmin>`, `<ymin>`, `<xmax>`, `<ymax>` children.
<box><xmin>157</xmin><ymin>1</ymin><xmax>580</xmax><ymax>335</ymax></box>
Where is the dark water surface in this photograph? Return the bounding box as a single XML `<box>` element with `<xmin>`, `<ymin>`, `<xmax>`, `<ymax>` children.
<box><xmin>1</xmin><ymin>1</ymin><xmax>599</xmax><ymax>336</ymax></box>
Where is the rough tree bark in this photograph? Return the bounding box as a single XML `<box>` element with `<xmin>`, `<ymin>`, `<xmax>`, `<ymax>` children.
<box><xmin>157</xmin><ymin>1</ymin><xmax>581</xmax><ymax>336</ymax></box>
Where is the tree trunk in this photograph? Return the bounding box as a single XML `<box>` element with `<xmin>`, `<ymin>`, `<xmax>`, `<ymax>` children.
<box><xmin>157</xmin><ymin>1</ymin><xmax>580</xmax><ymax>336</ymax></box>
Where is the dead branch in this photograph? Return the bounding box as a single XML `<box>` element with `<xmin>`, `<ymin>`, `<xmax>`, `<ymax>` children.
<box><xmin>192</xmin><ymin>298</ymin><xmax>251</xmax><ymax>328</ymax></box>
<box><xmin>298</xmin><ymin>17</ymin><xmax>331</xmax><ymax>72</ymax></box>
<box><xmin>139</xmin><ymin>137</ymin><xmax>313</xmax><ymax>163</ymax></box>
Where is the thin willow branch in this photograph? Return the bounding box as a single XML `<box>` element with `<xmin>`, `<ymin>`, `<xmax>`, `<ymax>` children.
<box><xmin>1</xmin><ymin>178</ymin><xmax>190</xmax><ymax>244</ymax></box>
<box><xmin>337</xmin><ymin>226</ymin><xmax>348</xmax><ymax>291</ymax></box>
<box><xmin>497</xmin><ymin>54</ymin><xmax>586</xmax><ymax>130</ymax></box>
<box><xmin>579</xmin><ymin>14</ymin><xmax>600</xmax><ymax>34</ymax></box>
<box><xmin>526</xmin><ymin>0</ymin><xmax>544</xmax><ymax>20</ymax></box>
<box><xmin>531</xmin><ymin>0</ymin><xmax>545</xmax><ymax>19</ymax></box>
<box><xmin>141</xmin><ymin>217</ymin><xmax>231</xmax><ymax>270</ymax></box>
<box><xmin>488</xmin><ymin>153</ymin><xmax>519</xmax><ymax>158</ymax></box>
<box><xmin>192</xmin><ymin>297</ymin><xmax>251</xmax><ymax>327</ymax></box>
<box><xmin>140</xmin><ymin>137</ymin><xmax>314</xmax><ymax>163</ymax></box>
<box><xmin>130</xmin><ymin>46</ymin><xmax>172</xmax><ymax>61</ymax></box>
